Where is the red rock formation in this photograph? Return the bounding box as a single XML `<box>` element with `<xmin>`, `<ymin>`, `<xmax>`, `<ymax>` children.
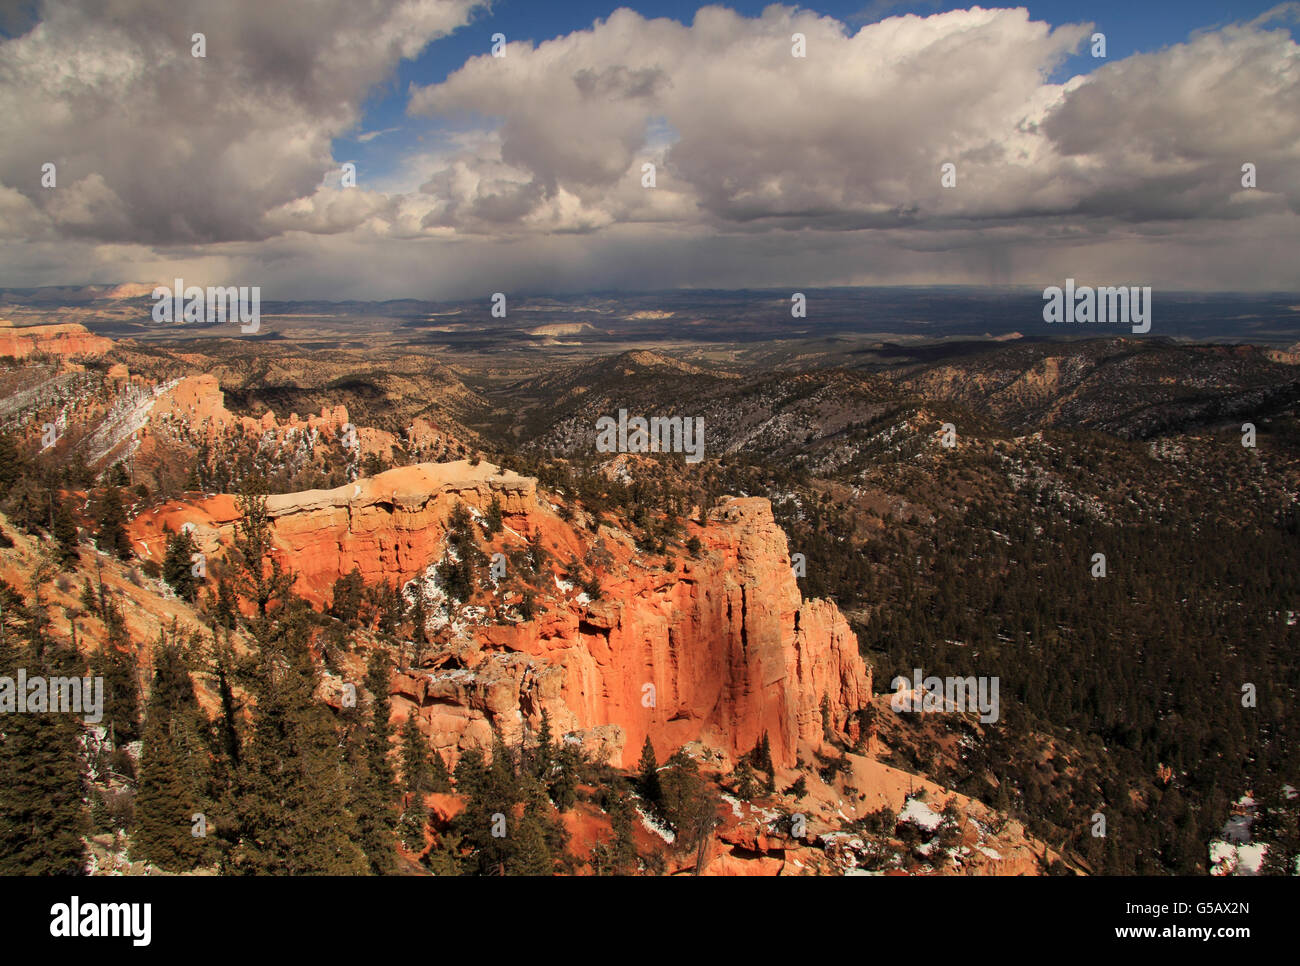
<box><xmin>0</xmin><ymin>321</ymin><xmax>112</xmax><ymax>358</ymax></box>
<box><xmin>151</xmin><ymin>373</ymin><xmax>352</xmax><ymax>443</ymax></box>
<box><xmin>130</xmin><ymin>460</ymin><xmax>871</xmax><ymax>772</ymax></box>
<box><xmin>474</xmin><ymin>496</ymin><xmax>871</xmax><ymax>771</ymax></box>
<box><xmin>261</xmin><ymin>462</ymin><xmax>541</xmax><ymax>595</ymax></box>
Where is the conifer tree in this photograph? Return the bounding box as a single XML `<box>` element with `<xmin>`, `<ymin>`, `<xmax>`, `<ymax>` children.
<box><xmin>398</xmin><ymin>801</ymin><xmax>428</xmax><ymax>853</ymax></box>
<box><xmin>132</xmin><ymin>644</ymin><xmax>212</xmax><ymax>871</ymax></box>
<box><xmin>592</xmin><ymin>794</ymin><xmax>638</xmax><ymax>875</ymax></box>
<box><xmin>454</xmin><ymin>748</ymin><xmax>487</xmax><ymax>799</ymax></box>
<box><xmin>732</xmin><ymin>758</ymin><xmax>760</xmax><ymax>801</ymax></box>
<box><xmin>550</xmin><ymin>743</ymin><xmax>578</xmax><ymax>812</ymax></box>
<box><xmin>0</xmin><ymin>634</ymin><xmax>89</xmax><ymax>875</ymax></box>
<box><xmin>96</xmin><ymin>644</ymin><xmax>140</xmax><ymax>746</ymax></box>
<box><xmin>533</xmin><ymin>708</ymin><xmax>555</xmax><ymax>782</ymax></box>
<box><xmin>161</xmin><ymin>527</ymin><xmax>199</xmax><ymax>601</ymax></box>
<box><xmin>637</xmin><ymin>736</ymin><xmax>661</xmax><ymax>804</ymax></box>
<box><xmin>430</xmin><ymin>744</ymin><xmax>452</xmax><ymax>793</ymax></box>
<box><xmin>230</xmin><ymin>489</ymin><xmax>294</xmax><ymax>622</ymax></box>
<box><xmin>400</xmin><ymin>711</ymin><xmax>431</xmax><ymax>795</ymax></box>
<box><xmin>485</xmin><ymin>495</ymin><xmax>504</xmax><ymax>536</ymax></box>
<box><xmin>212</xmin><ymin>576</ymin><xmax>238</xmax><ymax>631</ymax></box>
<box><xmin>658</xmin><ymin>749</ymin><xmax>720</xmax><ymax>861</ymax></box>
<box><xmin>400</xmin><ymin>711</ymin><xmax>450</xmax><ymax>795</ymax></box>
<box><xmin>134</xmin><ymin>713</ymin><xmax>200</xmax><ymax>869</ymax></box>
<box><xmin>232</xmin><ymin>619</ymin><xmax>367</xmax><ymax>875</ymax></box>
<box><xmin>352</xmin><ymin>650</ymin><xmax>398</xmax><ymax>874</ymax></box>
<box><xmin>52</xmin><ymin>498</ymin><xmax>79</xmax><ymax>569</ymax></box>
<box><xmin>509</xmin><ymin>778</ymin><xmax>556</xmax><ymax>875</ymax></box>
<box><xmin>94</xmin><ymin>483</ymin><xmax>132</xmax><ymax>560</ymax></box>
<box><xmin>453</xmin><ymin>737</ymin><xmax>525</xmax><ymax>875</ymax></box>
<box><xmin>422</xmin><ymin>830</ymin><xmax>462</xmax><ymax>876</ymax></box>
<box><xmin>329</xmin><ymin>568</ymin><xmax>365</xmax><ymax>622</ymax></box>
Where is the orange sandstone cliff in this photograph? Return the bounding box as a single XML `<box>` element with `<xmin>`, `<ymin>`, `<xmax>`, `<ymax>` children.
<box><xmin>0</xmin><ymin>320</ymin><xmax>112</xmax><ymax>358</ymax></box>
<box><xmin>129</xmin><ymin>461</ymin><xmax>871</xmax><ymax>773</ymax></box>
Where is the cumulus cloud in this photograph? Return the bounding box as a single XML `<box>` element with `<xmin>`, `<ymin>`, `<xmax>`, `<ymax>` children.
<box><xmin>0</xmin><ymin>0</ymin><xmax>480</xmax><ymax>244</ymax></box>
<box><xmin>0</xmin><ymin>2</ymin><xmax>1297</xmax><ymax>294</ymax></box>
<box><xmin>408</xmin><ymin>4</ymin><xmax>1300</xmax><ymax>235</ymax></box>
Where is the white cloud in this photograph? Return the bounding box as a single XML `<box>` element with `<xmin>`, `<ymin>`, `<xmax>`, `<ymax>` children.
<box><xmin>0</xmin><ymin>2</ymin><xmax>1297</xmax><ymax>294</ymax></box>
<box><xmin>0</xmin><ymin>0</ymin><xmax>481</xmax><ymax>244</ymax></box>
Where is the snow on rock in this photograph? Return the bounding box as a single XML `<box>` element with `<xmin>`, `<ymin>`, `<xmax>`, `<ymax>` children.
<box><xmin>898</xmin><ymin>797</ymin><xmax>942</xmax><ymax>831</ymax></box>
<box><xmin>85</xmin><ymin>379</ymin><xmax>179</xmax><ymax>465</ymax></box>
<box><xmin>635</xmin><ymin>803</ymin><xmax>675</xmax><ymax>844</ymax></box>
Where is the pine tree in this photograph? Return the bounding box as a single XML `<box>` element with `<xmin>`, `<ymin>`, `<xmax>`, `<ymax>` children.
<box><xmin>453</xmin><ymin>745</ymin><xmax>507</xmax><ymax>875</ymax></box>
<box><xmin>488</xmin><ymin>732</ymin><xmax>519</xmax><ymax>803</ymax></box>
<box><xmin>96</xmin><ymin>644</ymin><xmax>140</xmax><ymax>746</ymax></box>
<box><xmin>533</xmin><ymin>708</ymin><xmax>555</xmax><ymax>782</ymax></box>
<box><xmin>134</xmin><ymin>712</ymin><xmax>201</xmax><ymax>869</ymax></box>
<box><xmin>0</xmin><ymin>433</ymin><xmax>23</xmax><ymax>489</ymax></box>
<box><xmin>509</xmin><ymin>779</ymin><xmax>556</xmax><ymax>875</ymax></box>
<box><xmin>132</xmin><ymin>644</ymin><xmax>212</xmax><ymax>871</ymax></box>
<box><xmin>399</xmin><ymin>711</ymin><xmax>450</xmax><ymax>796</ymax></box>
<box><xmin>232</xmin><ymin>619</ymin><xmax>367</xmax><ymax>875</ymax></box>
<box><xmin>400</xmin><ymin>711</ymin><xmax>431</xmax><ymax>794</ymax></box>
<box><xmin>454</xmin><ymin>748</ymin><xmax>487</xmax><ymax>798</ymax></box>
<box><xmin>52</xmin><ymin>498</ymin><xmax>79</xmax><ymax>569</ymax></box>
<box><xmin>230</xmin><ymin>489</ymin><xmax>294</xmax><ymax>622</ymax></box>
<box><xmin>605</xmin><ymin>794</ymin><xmax>639</xmax><ymax>874</ymax></box>
<box><xmin>0</xmin><ymin>635</ymin><xmax>89</xmax><ymax>875</ymax></box>
<box><xmin>398</xmin><ymin>800</ymin><xmax>428</xmax><ymax>853</ymax></box>
<box><xmin>422</xmin><ymin>830</ymin><xmax>462</xmax><ymax>876</ymax></box>
<box><xmin>430</xmin><ymin>745</ymin><xmax>452</xmax><ymax>793</ymax></box>
<box><xmin>329</xmin><ymin>568</ymin><xmax>365</xmax><ymax>622</ymax></box>
<box><xmin>732</xmin><ymin>759</ymin><xmax>760</xmax><ymax>800</ymax></box>
<box><xmin>550</xmin><ymin>743</ymin><xmax>578</xmax><ymax>812</ymax></box>
<box><xmin>485</xmin><ymin>495</ymin><xmax>504</xmax><ymax>536</ymax></box>
<box><xmin>637</xmin><ymin>736</ymin><xmax>661</xmax><ymax>804</ymax></box>
<box><xmin>658</xmin><ymin>749</ymin><xmax>720</xmax><ymax>861</ymax></box>
<box><xmin>1258</xmin><ymin>786</ymin><xmax>1300</xmax><ymax>876</ymax></box>
<box><xmin>161</xmin><ymin>527</ymin><xmax>199</xmax><ymax>601</ymax></box>
<box><xmin>94</xmin><ymin>484</ymin><xmax>132</xmax><ymax>560</ymax></box>
<box><xmin>213</xmin><ymin>576</ymin><xmax>238</xmax><ymax>631</ymax></box>
<box><xmin>352</xmin><ymin>650</ymin><xmax>398</xmax><ymax>874</ymax></box>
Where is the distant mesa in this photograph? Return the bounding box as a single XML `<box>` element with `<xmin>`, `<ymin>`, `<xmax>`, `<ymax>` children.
<box><xmin>526</xmin><ymin>322</ymin><xmax>598</xmax><ymax>337</ymax></box>
<box><xmin>0</xmin><ymin>319</ymin><xmax>112</xmax><ymax>358</ymax></box>
<box><xmin>620</xmin><ymin>349</ymin><xmax>712</xmax><ymax>375</ymax></box>
<box><xmin>102</xmin><ymin>282</ymin><xmax>162</xmax><ymax>299</ymax></box>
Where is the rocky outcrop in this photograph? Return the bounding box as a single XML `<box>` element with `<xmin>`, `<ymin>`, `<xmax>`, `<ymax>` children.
<box><xmin>470</xmin><ymin>497</ymin><xmax>871</xmax><ymax>771</ymax></box>
<box><xmin>0</xmin><ymin>320</ymin><xmax>112</xmax><ymax>358</ymax></box>
<box><xmin>130</xmin><ymin>460</ymin><xmax>871</xmax><ymax>772</ymax></box>
<box><xmin>263</xmin><ymin>462</ymin><xmax>539</xmax><ymax>594</ymax></box>
<box><xmin>147</xmin><ymin>373</ymin><xmax>436</xmax><ymax>462</ymax></box>
<box><xmin>151</xmin><ymin>374</ymin><xmax>351</xmax><ymax>441</ymax></box>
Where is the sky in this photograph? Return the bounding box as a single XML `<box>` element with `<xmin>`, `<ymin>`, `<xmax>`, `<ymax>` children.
<box><xmin>0</xmin><ymin>0</ymin><xmax>1297</xmax><ymax>300</ymax></box>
